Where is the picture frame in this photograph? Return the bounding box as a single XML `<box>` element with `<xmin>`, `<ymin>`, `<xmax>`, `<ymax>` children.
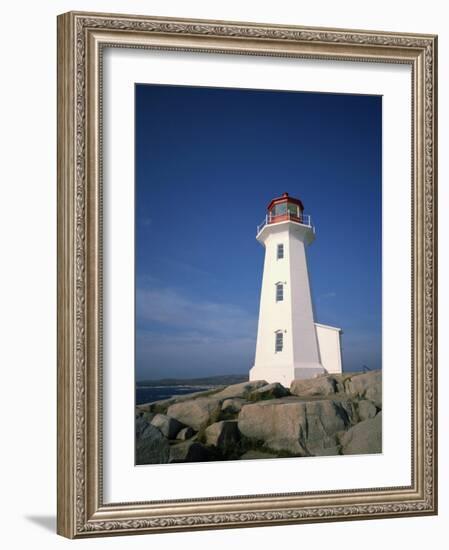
<box><xmin>57</xmin><ymin>11</ymin><xmax>438</xmax><ymax>538</ymax></box>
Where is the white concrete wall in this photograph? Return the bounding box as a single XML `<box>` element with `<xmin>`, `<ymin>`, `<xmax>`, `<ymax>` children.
<box><xmin>315</xmin><ymin>323</ymin><xmax>343</xmax><ymax>374</ymax></box>
<box><xmin>253</xmin><ymin>223</ymin><xmax>294</xmax><ymax>373</ymax></box>
<box><xmin>288</xmin><ymin>224</ymin><xmax>323</xmax><ymax>378</ymax></box>
<box><xmin>251</xmin><ymin>220</ymin><xmax>325</xmax><ymax>385</ymax></box>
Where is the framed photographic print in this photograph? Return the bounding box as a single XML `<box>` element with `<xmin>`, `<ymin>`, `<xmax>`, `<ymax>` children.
<box><xmin>57</xmin><ymin>11</ymin><xmax>438</xmax><ymax>538</ymax></box>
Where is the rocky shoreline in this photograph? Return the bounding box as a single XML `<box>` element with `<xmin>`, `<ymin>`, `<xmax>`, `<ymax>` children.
<box><xmin>136</xmin><ymin>370</ymin><xmax>382</xmax><ymax>464</ymax></box>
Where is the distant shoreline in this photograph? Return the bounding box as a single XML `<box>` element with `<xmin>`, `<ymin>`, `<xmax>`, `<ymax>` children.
<box><xmin>136</xmin><ymin>374</ymin><xmax>248</xmax><ymax>388</ymax></box>
<box><xmin>136</xmin><ymin>368</ymin><xmax>380</xmax><ymax>388</ymax></box>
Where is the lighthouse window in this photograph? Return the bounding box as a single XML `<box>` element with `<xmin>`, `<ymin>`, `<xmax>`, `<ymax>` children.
<box><xmin>275</xmin><ymin>283</ymin><xmax>284</xmax><ymax>302</ymax></box>
<box><xmin>287</xmin><ymin>203</ymin><xmax>298</xmax><ymax>217</ymax></box>
<box><xmin>277</xmin><ymin>243</ymin><xmax>284</xmax><ymax>259</ymax></box>
<box><xmin>275</xmin><ymin>332</ymin><xmax>283</xmax><ymax>352</ymax></box>
<box><xmin>273</xmin><ymin>203</ymin><xmax>287</xmax><ymax>216</ymax></box>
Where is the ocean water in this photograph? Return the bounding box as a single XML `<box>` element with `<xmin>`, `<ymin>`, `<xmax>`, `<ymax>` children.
<box><xmin>136</xmin><ymin>385</ymin><xmax>215</xmax><ymax>405</ymax></box>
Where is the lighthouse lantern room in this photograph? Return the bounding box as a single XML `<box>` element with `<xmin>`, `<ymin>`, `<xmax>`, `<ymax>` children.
<box><xmin>250</xmin><ymin>193</ymin><xmax>343</xmax><ymax>387</ymax></box>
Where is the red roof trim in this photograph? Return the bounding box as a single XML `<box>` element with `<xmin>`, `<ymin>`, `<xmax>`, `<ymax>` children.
<box><xmin>267</xmin><ymin>193</ymin><xmax>304</xmax><ymax>212</ymax></box>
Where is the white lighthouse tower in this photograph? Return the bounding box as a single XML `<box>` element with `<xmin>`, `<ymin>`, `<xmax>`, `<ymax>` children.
<box><xmin>250</xmin><ymin>193</ymin><xmax>342</xmax><ymax>387</ymax></box>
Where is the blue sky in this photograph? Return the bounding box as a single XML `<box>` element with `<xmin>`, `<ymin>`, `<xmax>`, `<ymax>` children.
<box><xmin>135</xmin><ymin>84</ymin><xmax>382</xmax><ymax>381</ymax></box>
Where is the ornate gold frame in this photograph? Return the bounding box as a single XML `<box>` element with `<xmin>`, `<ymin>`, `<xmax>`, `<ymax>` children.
<box><xmin>57</xmin><ymin>11</ymin><xmax>438</xmax><ymax>538</ymax></box>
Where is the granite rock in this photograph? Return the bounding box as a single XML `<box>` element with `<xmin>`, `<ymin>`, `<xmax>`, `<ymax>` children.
<box><xmin>150</xmin><ymin>413</ymin><xmax>185</xmax><ymax>439</ymax></box>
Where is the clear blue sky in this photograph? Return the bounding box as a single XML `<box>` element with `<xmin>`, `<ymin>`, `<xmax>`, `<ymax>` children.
<box><xmin>135</xmin><ymin>84</ymin><xmax>382</xmax><ymax>381</ymax></box>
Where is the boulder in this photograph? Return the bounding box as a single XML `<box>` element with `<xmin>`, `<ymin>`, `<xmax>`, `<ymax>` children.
<box><xmin>169</xmin><ymin>440</ymin><xmax>214</xmax><ymax>463</ymax></box>
<box><xmin>221</xmin><ymin>398</ymin><xmax>246</xmax><ymax>414</ymax></box>
<box><xmin>290</xmin><ymin>376</ymin><xmax>337</xmax><ymax>397</ymax></box>
<box><xmin>204</xmin><ymin>421</ymin><xmax>240</xmax><ymax>452</ymax></box>
<box><xmin>135</xmin><ymin>373</ymin><xmax>383</xmax><ymax>463</ymax></box>
<box><xmin>136</xmin><ymin>415</ymin><xmax>150</xmax><ymax>438</ymax></box>
<box><xmin>135</xmin><ymin>421</ymin><xmax>170</xmax><ymax>464</ymax></box>
<box><xmin>141</xmin><ymin>411</ymin><xmax>155</xmax><ymax>424</ymax></box>
<box><xmin>136</xmin><ymin>408</ymin><xmax>160</xmax><ymax>424</ymax></box>
<box><xmin>357</xmin><ymin>399</ymin><xmax>378</xmax><ymax>421</ymax></box>
<box><xmin>238</xmin><ymin>399</ymin><xmax>354</xmax><ymax>456</ymax></box>
<box><xmin>248</xmin><ymin>382</ymin><xmax>290</xmax><ymax>401</ymax></box>
<box><xmin>239</xmin><ymin>450</ymin><xmax>276</xmax><ymax>460</ymax></box>
<box><xmin>137</xmin><ymin>387</ymin><xmax>224</xmax><ymax>414</ymax></box>
<box><xmin>345</xmin><ymin>371</ymin><xmax>382</xmax><ymax>408</ymax></box>
<box><xmin>340</xmin><ymin>413</ymin><xmax>382</xmax><ymax>455</ymax></box>
<box><xmin>137</xmin><ymin>398</ymin><xmax>176</xmax><ymax>414</ymax></box>
<box><xmin>213</xmin><ymin>380</ymin><xmax>268</xmax><ymax>400</ymax></box>
<box><xmin>311</xmin><ymin>446</ymin><xmax>341</xmax><ymax>456</ymax></box>
<box><xmin>176</xmin><ymin>426</ymin><xmax>196</xmax><ymax>440</ymax></box>
<box><xmin>150</xmin><ymin>413</ymin><xmax>184</xmax><ymax>439</ymax></box>
<box><xmin>167</xmin><ymin>397</ymin><xmax>221</xmax><ymax>431</ymax></box>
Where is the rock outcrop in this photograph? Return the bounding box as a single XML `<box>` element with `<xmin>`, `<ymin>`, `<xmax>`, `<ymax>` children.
<box><xmin>290</xmin><ymin>376</ymin><xmax>337</xmax><ymax>397</ymax></box>
<box><xmin>176</xmin><ymin>426</ymin><xmax>196</xmax><ymax>441</ymax></box>
<box><xmin>344</xmin><ymin>370</ymin><xmax>382</xmax><ymax>408</ymax></box>
<box><xmin>136</xmin><ymin>370</ymin><xmax>382</xmax><ymax>465</ymax></box>
<box><xmin>248</xmin><ymin>382</ymin><xmax>290</xmax><ymax>401</ymax></box>
<box><xmin>356</xmin><ymin>399</ymin><xmax>378</xmax><ymax>421</ymax></box>
<box><xmin>167</xmin><ymin>397</ymin><xmax>222</xmax><ymax>431</ymax></box>
<box><xmin>135</xmin><ymin>417</ymin><xmax>170</xmax><ymax>464</ymax></box>
<box><xmin>238</xmin><ymin>398</ymin><xmax>355</xmax><ymax>456</ymax></box>
<box><xmin>169</xmin><ymin>440</ymin><xmax>214</xmax><ymax>463</ymax></box>
<box><xmin>221</xmin><ymin>398</ymin><xmax>246</xmax><ymax>414</ymax></box>
<box><xmin>204</xmin><ymin>420</ymin><xmax>240</xmax><ymax>453</ymax></box>
<box><xmin>151</xmin><ymin>413</ymin><xmax>185</xmax><ymax>439</ymax></box>
<box><xmin>340</xmin><ymin>412</ymin><xmax>382</xmax><ymax>454</ymax></box>
<box><xmin>213</xmin><ymin>380</ymin><xmax>268</xmax><ymax>400</ymax></box>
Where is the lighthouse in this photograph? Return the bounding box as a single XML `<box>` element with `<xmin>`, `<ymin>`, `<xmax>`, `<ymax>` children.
<box><xmin>249</xmin><ymin>193</ymin><xmax>343</xmax><ymax>387</ymax></box>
